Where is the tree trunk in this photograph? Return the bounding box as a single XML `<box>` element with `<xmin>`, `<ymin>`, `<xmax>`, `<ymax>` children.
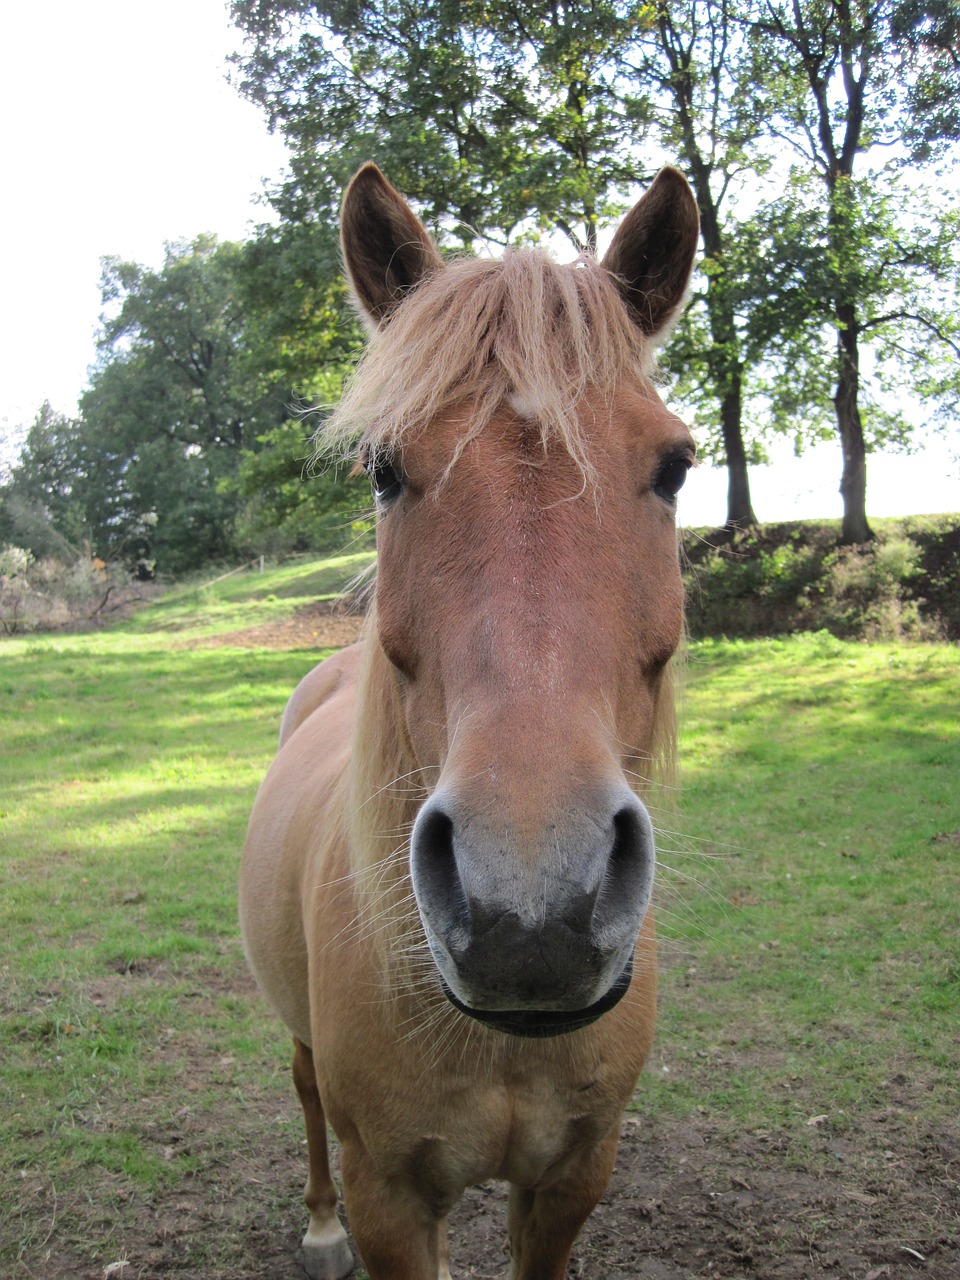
<box><xmin>720</xmin><ymin>369</ymin><xmax>757</xmax><ymax>528</ymax></box>
<box><xmin>692</xmin><ymin>173</ymin><xmax>758</xmax><ymax>529</ymax></box>
<box><xmin>652</xmin><ymin>7</ymin><xmax>758</xmax><ymax>531</ymax></box>
<box><xmin>834</xmin><ymin>304</ymin><xmax>873</xmax><ymax>545</ymax></box>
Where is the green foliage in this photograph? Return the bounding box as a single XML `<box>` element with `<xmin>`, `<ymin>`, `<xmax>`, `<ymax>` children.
<box><xmin>0</xmin><ymin>544</ymin><xmax>33</xmax><ymax>578</ymax></box>
<box><xmin>7</xmin><ymin>0</ymin><xmax>959</xmax><ymax>573</ymax></box>
<box><xmin>745</xmin><ymin>0</ymin><xmax>960</xmax><ymax>541</ymax></box>
<box><xmin>0</xmin><ymin>403</ymin><xmax>89</xmax><ymax>560</ymax></box>
<box><xmin>231</xmin><ymin>0</ymin><xmax>662</xmax><ymax>252</ymax></box>
<box><xmin>682</xmin><ymin>515</ymin><xmax>960</xmax><ymax>639</ymax></box>
<box><xmin>232</xmin><ymin>0</ymin><xmax>960</xmax><ymax>540</ymax></box>
<box><xmin>78</xmin><ymin>237</ymin><xmax>274</xmax><ymax>573</ymax></box>
<box><xmin>227</xmin><ymin>415</ymin><xmax>372</xmax><ymax>556</ymax></box>
<box><xmin>810</xmin><ymin>538</ymin><xmax>927</xmax><ymax>637</ymax></box>
<box><xmin>891</xmin><ymin>0</ymin><xmax>960</xmax><ymax>151</ymax></box>
<box><xmin>233</xmin><ymin>221</ymin><xmax>364</xmax><ymax>389</ymax></box>
<box><xmin>744</xmin><ymin>168</ymin><xmax>960</xmax><ymax>446</ymax></box>
<box><xmin>2</xmin><ymin>237</ymin><xmax>364</xmax><ymax>576</ymax></box>
<box><xmin>230</xmin><ymin>0</ymin><xmax>778</xmax><ymax>522</ymax></box>
<box><xmin>641</xmin><ymin>0</ymin><xmax>770</xmax><ymax>523</ymax></box>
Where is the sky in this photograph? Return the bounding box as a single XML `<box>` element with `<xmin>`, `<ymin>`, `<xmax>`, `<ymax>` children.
<box><xmin>1</xmin><ymin>0</ymin><xmax>956</xmax><ymax>529</ymax></box>
<box><xmin>0</xmin><ymin>0</ymin><xmax>285</xmax><ymax>443</ymax></box>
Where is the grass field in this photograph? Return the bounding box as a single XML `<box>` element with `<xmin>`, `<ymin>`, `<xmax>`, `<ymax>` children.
<box><xmin>2</xmin><ymin>557</ymin><xmax>958</xmax><ymax>1278</ymax></box>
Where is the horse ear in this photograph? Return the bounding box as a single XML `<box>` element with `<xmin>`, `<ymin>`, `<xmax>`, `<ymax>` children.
<box><xmin>341</xmin><ymin>163</ymin><xmax>444</xmax><ymax>329</ymax></box>
<box><xmin>602</xmin><ymin>167</ymin><xmax>700</xmax><ymax>342</ymax></box>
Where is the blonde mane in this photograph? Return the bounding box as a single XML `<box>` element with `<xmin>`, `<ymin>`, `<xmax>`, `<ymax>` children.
<box><xmin>314</xmin><ymin>248</ymin><xmax>655</xmax><ymax>477</ymax></box>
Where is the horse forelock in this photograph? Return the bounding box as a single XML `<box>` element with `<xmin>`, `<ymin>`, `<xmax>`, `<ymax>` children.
<box><xmin>314</xmin><ymin>248</ymin><xmax>653</xmax><ymax>477</ymax></box>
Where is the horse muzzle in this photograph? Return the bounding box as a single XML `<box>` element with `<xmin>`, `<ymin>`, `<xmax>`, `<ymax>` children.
<box><xmin>439</xmin><ymin>957</ymin><xmax>635</xmax><ymax>1038</ymax></box>
<box><xmin>409</xmin><ymin>786</ymin><xmax>655</xmax><ymax>1037</ymax></box>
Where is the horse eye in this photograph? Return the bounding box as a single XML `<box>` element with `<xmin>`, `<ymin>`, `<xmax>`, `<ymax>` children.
<box><xmin>654</xmin><ymin>454</ymin><xmax>693</xmax><ymax>503</ymax></box>
<box><xmin>364</xmin><ymin>451</ymin><xmax>404</xmax><ymax>504</ymax></box>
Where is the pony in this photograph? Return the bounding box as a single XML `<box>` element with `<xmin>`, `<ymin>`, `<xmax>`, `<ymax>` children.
<box><xmin>240</xmin><ymin>162</ymin><xmax>699</xmax><ymax>1279</ymax></box>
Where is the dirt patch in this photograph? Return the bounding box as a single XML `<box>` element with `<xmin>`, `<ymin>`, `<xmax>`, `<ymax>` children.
<box><xmin>20</xmin><ymin>1109</ymin><xmax>958</xmax><ymax>1279</ymax></box>
<box><xmin>190</xmin><ymin>601</ymin><xmax>366</xmax><ymax>652</ymax></box>
<box><xmin>451</xmin><ymin>1111</ymin><xmax>959</xmax><ymax>1279</ymax></box>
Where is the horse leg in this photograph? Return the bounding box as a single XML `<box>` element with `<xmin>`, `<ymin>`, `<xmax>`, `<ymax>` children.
<box><xmin>438</xmin><ymin>1217</ymin><xmax>452</xmax><ymax>1280</ymax></box>
<box><xmin>292</xmin><ymin>1038</ymin><xmax>354</xmax><ymax>1280</ymax></box>
<box><xmin>506</xmin><ymin>1129</ymin><xmax>621</xmax><ymax>1280</ymax></box>
<box><xmin>339</xmin><ymin>1140</ymin><xmax>449</xmax><ymax>1279</ymax></box>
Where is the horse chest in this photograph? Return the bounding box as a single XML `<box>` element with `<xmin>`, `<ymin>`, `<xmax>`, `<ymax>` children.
<box><xmin>388</xmin><ymin>1071</ymin><xmax>617</xmax><ymax>1200</ymax></box>
<box><xmin>498</xmin><ymin>1082</ymin><xmax>614</xmax><ymax>1187</ymax></box>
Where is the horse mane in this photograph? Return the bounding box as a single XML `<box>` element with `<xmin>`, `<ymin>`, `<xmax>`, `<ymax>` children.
<box><xmin>313</xmin><ymin>247</ymin><xmax>655</xmax><ymax>480</ymax></box>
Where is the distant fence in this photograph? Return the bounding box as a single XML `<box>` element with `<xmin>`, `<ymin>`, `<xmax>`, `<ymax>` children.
<box><xmin>194</xmin><ymin>556</ymin><xmax>266</xmax><ymax>590</ymax></box>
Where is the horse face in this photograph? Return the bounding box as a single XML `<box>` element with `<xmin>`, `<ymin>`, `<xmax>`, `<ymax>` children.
<box><xmin>341</xmin><ymin>166</ymin><xmax>698</xmax><ymax>1036</ymax></box>
<box><xmin>373</xmin><ymin>394</ymin><xmax>691</xmax><ymax>1034</ymax></box>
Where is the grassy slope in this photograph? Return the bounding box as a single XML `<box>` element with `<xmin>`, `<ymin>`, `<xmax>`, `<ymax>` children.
<box><xmin>2</xmin><ymin>557</ymin><xmax>958</xmax><ymax>1273</ymax></box>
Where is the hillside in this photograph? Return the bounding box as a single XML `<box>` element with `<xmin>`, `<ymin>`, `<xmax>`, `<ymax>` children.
<box><xmin>3</xmin><ymin>516</ymin><xmax>959</xmax><ymax>643</ymax></box>
<box><xmin>681</xmin><ymin>514</ymin><xmax>960</xmax><ymax>641</ymax></box>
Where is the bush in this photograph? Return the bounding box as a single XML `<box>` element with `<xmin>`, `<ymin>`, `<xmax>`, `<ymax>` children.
<box><xmin>810</xmin><ymin>539</ymin><xmax>933</xmax><ymax>639</ymax></box>
<box><xmin>682</xmin><ymin>516</ymin><xmax>958</xmax><ymax>641</ymax></box>
<box><xmin>0</xmin><ymin>552</ymin><xmax>158</xmax><ymax>634</ymax></box>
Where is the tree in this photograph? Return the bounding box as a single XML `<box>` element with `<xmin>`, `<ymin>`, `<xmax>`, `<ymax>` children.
<box><xmin>2</xmin><ymin>227</ymin><xmax>370</xmax><ymax>575</ymax></box>
<box><xmin>0</xmin><ymin>403</ymin><xmax>88</xmax><ymax>560</ymax></box>
<box><xmin>76</xmin><ymin>238</ymin><xmax>257</xmax><ymax>570</ymax></box>
<box><xmin>891</xmin><ymin>0</ymin><xmax>960</xmax><ymax>149</ymax></box>
<box><xmin>229</xmin><ymin>415</ymin><xmax>370</xmax><ymax>554</ymax></box>
<box><xmin>632</xmin><ymin>0</ymin><xmax>765</xmax><ymax>526</ymax></box>
<box><xmin>233</xmin><ymin>0</ymin><xmax>779</xmax><ymax>524</ymax></box>
<box><xmin>750</xmin><ymin>0</ymin><xmax>960</xmax><ymax>543</ymax></box>
<box><xmin>232</xmin><ymin>0</ymin><xmax>960</xmax><ymax>537</ymax></box>
<box><xmin>231</xmin><ymin>0</ymin><xmax>661</xmax><ymax>253</ymax></box>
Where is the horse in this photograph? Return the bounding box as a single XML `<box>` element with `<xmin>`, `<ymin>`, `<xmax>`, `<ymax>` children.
<box><xmin>240</xmin><ymin>162</ymin><xmax>699</xmax><ymax>1280</ymax></box>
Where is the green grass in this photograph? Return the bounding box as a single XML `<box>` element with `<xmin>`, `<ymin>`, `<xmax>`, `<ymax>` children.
<box><xmin>1</xmin><ymin>560</ymin><xmax>363</xmax><ymax>1273</ymax></box>
<box><xmin>640</xmin><ymin>632</ymin><xmax>960</xmax><ymax>1138</ymax></box>
<box><xmin>123</xmin><ymin>549</ymin><xmax>376</xmax><ymax>638</ymax></box>
<box><xmin>1</xmin><ymin>559</ymin><xmax>959</xmax><ymax>1275</ymax></box>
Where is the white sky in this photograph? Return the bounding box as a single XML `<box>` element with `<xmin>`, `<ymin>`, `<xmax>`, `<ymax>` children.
<box><xmin>0</xmin><ymin>0</ymin><xmax>285</xmax><ymax>443</ymax></box>
<box><xmin>1</xmin><ymin>0</ymin><xmax>956</xmax><ymax>527</ymax></box>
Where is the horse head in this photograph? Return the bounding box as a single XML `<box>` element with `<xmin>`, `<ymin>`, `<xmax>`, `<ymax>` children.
<box><xmin>336</xmin><ymin>164</ymin><xmax>699</xmax><ymax>1037</ymax></box>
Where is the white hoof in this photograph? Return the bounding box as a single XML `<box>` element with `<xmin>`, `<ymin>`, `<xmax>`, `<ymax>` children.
<box><xmin>302</xmin><ymin>1221</ymin><xmax>354</xmax><ymax>1279</ymax></box>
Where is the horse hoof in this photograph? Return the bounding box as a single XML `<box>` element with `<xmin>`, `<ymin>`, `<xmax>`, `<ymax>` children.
<box><xmin>302</xmin><ymin>1236</ymin><xmax>354</xmax><ymax>1280</ymax></box>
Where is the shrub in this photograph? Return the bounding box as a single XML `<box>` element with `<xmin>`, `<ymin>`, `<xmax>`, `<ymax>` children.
<box><xmin>682</xmin><ymin>516</ymin><xmax>958</xmax><ymax>641</ymax></box>
<box><xmin>0</xmin><ymin>553</ymin><xmax>158</xmax><ymax>634</ymax></box>
<box><xmin>810</xmin><ymin>539</ymin><xmax>936</xmax><ymax>640</ymax></box>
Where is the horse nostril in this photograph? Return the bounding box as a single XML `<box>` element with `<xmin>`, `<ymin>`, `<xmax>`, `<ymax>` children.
<box><xmin>597</xmin><ymin>802</ymin><xmax>655</xmax><ymax>929</ymax></box>
<box><xmin>415</xmin><ymin>806</ymin><xmax>453</xmax><ymax>882</ymax></box>
<box><xmin>611</xmin><ymin>806</ymin><xmax>644</xmax><ymax>869</ymax></box>
<box><xmin>411</xmin><ymin>803</ymin><xmax>469</xmax><ymax>933</ymax></box>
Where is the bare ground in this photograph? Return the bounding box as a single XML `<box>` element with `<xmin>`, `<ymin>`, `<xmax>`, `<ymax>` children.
<box><xmin>188</xmin><ymin>601</ymin><xmax>366</xmax><ymax>653</ymax></box>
